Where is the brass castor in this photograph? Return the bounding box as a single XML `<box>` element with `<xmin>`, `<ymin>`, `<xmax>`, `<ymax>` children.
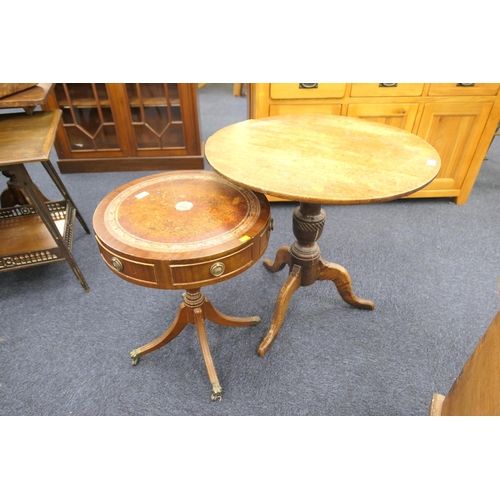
<box><xmin>130</xmin><ymin>349</ymin><xmax>141</xmax><ymax>366</ymax></box>
<box><xmin>211</xmin><ymin>383</ymin><xmax>222</xmax><ymax>402</ymax></box>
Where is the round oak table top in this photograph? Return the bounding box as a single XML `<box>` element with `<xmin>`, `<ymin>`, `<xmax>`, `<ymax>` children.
<box><xmin>205</xmin><ymin>114</ymin><xmax>441</xmax><ymax>205</ymax></box>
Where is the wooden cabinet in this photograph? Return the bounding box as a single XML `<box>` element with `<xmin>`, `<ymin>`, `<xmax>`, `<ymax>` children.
<box><xmin>43</xmin><ymin>83</ymin><xmax>204</xmax><ymax>173</ymax></box>
<box><xmin>250</xmin><ymin>83</ymin><xmax>500</xmax><ymax>204</ymax></box>
<box><xmin>416</xmin><ymin>101</ymin><xmax>493</xmax><ymax>201</ymax></box>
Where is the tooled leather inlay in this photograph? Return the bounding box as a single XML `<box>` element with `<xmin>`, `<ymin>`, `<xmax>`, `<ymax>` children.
<box><xmin>105</xmin><ymin>172</ymin><xmax>260</xmax><ymax>252</ymax></box>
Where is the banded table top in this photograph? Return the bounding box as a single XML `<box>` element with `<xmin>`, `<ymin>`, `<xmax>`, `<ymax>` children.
<box><xmin>205</xmin><ymin>114</ymin><xmax>441</xmax><ymax>205</ymax></box>
<box><xmin>93</xmin><ymin>170</ymin><xmax>268</xmax><ymax>261</ymax></box>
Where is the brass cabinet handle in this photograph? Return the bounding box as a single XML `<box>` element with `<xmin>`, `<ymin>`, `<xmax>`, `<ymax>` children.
<box><xmin>110</xmin><ymin>257</ymin><xmax>123</xmax><ymax>272</ymax></box>
<box><xmin>299</xmin><ymin>83</ymin><xmax>318</xmax><ymax>89</ymax></box>
<box><xmin>210</xmin><ymin>262</ymin><xmax>225</xmax><ymax>277</ymax></box>
<box><xmin>379</xmin><ymin>83</ymin><xmax>398</xmax><ymax>87</ymax></box>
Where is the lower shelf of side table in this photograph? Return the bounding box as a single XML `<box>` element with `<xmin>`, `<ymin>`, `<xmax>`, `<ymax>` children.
<box><xmin>0</xmin><ymin>200</ymin><xmax>75</xmax><ymax>272</ymax></box>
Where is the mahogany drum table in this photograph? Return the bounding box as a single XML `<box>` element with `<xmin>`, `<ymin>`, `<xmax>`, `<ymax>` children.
<box><xmin>205</xmin><ymin>114</ymin><xmax>441</xmax><ymax>356</ymax></box>
<box><xmin>93</xmin><ymin>170</ymin><xmax>271</xmax><ymax>400</ymax></box>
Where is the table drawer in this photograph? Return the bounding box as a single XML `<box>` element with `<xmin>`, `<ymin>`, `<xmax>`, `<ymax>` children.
<box><xmin>350</xmin><ymin>83</ymin><xmax>424</xmax><ymax>97</ymax></box>
<box><xmin>95</xmin><ymin>236</ymin><xmax>159</xmax><ymax>285</ymax></box>
<box><xmin>270</xmin><ymin>83</ymin><xmax>346</xmax><ymax>99</ymax></box>
<box><xmin>428</xmin><ymin>83</ymin><xmax>500</xmax><ymax>96</ymax></box>
<box><xmin>169</xmin><ymin>243</ymin><xmax>254</xmax><ymax>287</ymax></box>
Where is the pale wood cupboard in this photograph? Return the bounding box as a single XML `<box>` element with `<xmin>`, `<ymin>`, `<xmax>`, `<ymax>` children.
<box><xmin>249</xmin><ymin>83</ymin><xmax>500</xmax><ymax>204</ymax></box>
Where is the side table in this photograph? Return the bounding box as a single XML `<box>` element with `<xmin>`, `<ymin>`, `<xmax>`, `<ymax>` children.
<box><xmin>93</xmin><ymin>170</ymin><xmax>271</xmax><ymax>400</ymax></box>
<box><xmin>205</xmin><ymin>114</ymin><xmax>441</xmax><ymax>356</ymax></box>
<box><xmin>0</xmin><ymin>110</ymin><xmax>90</xmax><ymax>291</ymax></box>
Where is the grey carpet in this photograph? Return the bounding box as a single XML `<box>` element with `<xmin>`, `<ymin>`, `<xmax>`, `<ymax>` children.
<box><xmin>1</xmin><ymin>83</ymin><xmax>499</xmax><ymax>415</ymax></box>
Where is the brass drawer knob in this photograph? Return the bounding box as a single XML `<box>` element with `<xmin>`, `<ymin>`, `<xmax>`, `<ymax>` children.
<box><xmin>110</xmin><ymin>257</ymin><xmax>123</xmax><ymax>272</ymax></box>
<box><xmin>210</xmin><ymin>262</ymin><xmax>225</xmax><ymax>277</ymax></box>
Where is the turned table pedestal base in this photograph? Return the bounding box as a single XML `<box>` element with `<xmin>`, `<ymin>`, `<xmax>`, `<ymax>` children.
<box><xmin>258</xmin><ymin>202</ymin><xmax>374</xmax><ymax>356</ymax></box>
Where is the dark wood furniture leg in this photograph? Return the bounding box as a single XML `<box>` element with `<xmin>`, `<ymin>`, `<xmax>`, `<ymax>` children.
<box><xmin>2</xmin><ymin>162</ymin><xmax>90</xmax><ymax>234</ymax></box>
<box><xmin>259</xmin><ymin>202</ymin><xmax>374</xmax><ymax>356</ymax></box>
<box><xmin>1</xmin><ymin>168</ymin><xmax>50</xmax><ymax>208</ymax></box>
<box><xmin>41</xmin><ymin>160</ymin><xmax>90</xmax><ymax>233</ymax></box>
<box><xmin>130</xmin><ymin>289</ymin><xmax>261</xmax><ymax>401</ymax></box>
<box><xmin>11</xmin><ymin>165</ymin><xmax>90</xmax><ymax>292</ymax></box>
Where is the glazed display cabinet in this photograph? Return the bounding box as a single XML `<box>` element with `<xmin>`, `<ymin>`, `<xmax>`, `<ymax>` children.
<box><xmin>249</xmin><ymin>83</ymin><xmax>500</xmax><ymax>204</ymax></box>
<box><xmin>43</xmin><ymin>83</ymin><xmax>203</xmax><ymax>173</ymax></box>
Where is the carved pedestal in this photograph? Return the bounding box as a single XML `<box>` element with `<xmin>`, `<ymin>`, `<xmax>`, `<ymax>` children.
<box><xmin>259</xmin><ymin>202</ymin><xmax>374</xmax><ymax>356</ymax></box>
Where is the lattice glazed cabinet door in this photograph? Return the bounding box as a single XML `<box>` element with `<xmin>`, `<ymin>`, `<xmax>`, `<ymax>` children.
<box><xmin>52</xmin><ymin>83</ymin><xmax>123</xmax><ymax>154</ymax></box>
<box><xmin>125</xmin><ymin>83</ymin><xmax>187</xmax><ymax>152</ymax></box>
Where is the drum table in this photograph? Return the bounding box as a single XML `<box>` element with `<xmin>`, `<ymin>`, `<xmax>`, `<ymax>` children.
<box><xmin>93</xmin><ymin>170</ymin><xmax>271</xmax><ymax>400</ymax></box>
<box><xmin>205</xmin><ymin>114</ymin><xmax>441</xmax><ymax>357</ymax></box>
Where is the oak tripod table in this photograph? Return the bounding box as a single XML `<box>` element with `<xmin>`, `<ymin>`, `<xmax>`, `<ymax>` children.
<box><xmin>93</xmin><ymin>171</ymin><xmax>271</xmax><ymax>400</ymax></box>
<box><xmin>205</xmin><ymin>114</ymin><xmax>441</xmax><ymax>356</ymax></box>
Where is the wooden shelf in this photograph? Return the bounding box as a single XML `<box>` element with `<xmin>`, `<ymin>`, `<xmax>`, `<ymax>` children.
<box><xmin>129</xmin><ymin>97</ymin><xmax>181</xmax><ymax>107</ymax></box>
<box><xmin>0</xmin><ymin>200</ymin><xmax>75</xmax><ymax>272</ymax></box>
<box><xmin>58</xmin><ymin>98</ymin><xmax>111</xmax><ymax>108</ymax></box>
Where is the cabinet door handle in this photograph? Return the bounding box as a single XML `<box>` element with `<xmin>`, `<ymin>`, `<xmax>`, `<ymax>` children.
<box><xmin>379</xmin><ymin>83</ymin><xmax>398</xmax><ymax>87</ymax></box>
<box><xmin>299</xmin><ymin>83</ymin><xmax>318</xmax><ymax>89</ymax></box>
<box><xmin>457</xmin><ymin>83</ymin><xmax>475</xmax><ymax>87</ymax></box>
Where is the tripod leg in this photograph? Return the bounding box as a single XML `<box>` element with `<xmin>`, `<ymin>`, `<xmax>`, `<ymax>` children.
<box><xmin>130</xmin><ymin>302</ymin><xmax>189</xmax><ymax>365</ymax></box>
<box><xmin>317</xmin><ymin>258</ymin><xmax>374</xmax><ymax>310</ymax></box>
<box><xmin>204</xmin><ymin>297</ymin><xmax>261</xmax><ymax>327</ymax></box>
<box><xmin>258</xmin><ymin>264</ymin><xmax>302</xmax><ymax>357</ymax></box>
<box><xmin>263</xmin><ymin>246</ymin><xmax>292</xmax><ymax>273</ymax></box>
<box><xmin>193</xmin><ymin>307</ymin><xmax>222</xmax><ymax>401</ymax></box>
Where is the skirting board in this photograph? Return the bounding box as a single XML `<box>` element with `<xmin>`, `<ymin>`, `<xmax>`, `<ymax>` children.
<box><xmin>57</xmin><ymin>156</ymin><xmax>204</xmax><ymax>173</ymax></box>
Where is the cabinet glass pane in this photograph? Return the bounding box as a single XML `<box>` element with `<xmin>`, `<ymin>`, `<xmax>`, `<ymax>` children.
<box><xmin>95</xmin><ymin>125</ymin><xmax>120</xmax><ymax>149</ymax></box>
<box><xmin>54</xmin><ymin>83</ymin><xmax>120</xmax><ymax>152</ymax></box>
<box><xmin>126</xmin><ymin>83</ymin><xmax>185</xmax><ymax>150</ymax></box>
